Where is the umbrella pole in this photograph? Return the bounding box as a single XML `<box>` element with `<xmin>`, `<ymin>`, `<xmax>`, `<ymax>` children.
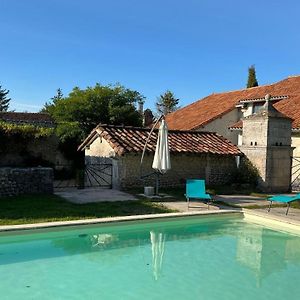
<box><xmin>155</xmin><ymin>172</ymin><xmax>159</xmax><ymax>196</ymax></box>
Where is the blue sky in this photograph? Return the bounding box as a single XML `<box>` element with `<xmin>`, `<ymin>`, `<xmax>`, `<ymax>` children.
<box><xmin>1</xmin><ymin>0</ymin><xmax>300</xmax><ymax>112</ymax></box>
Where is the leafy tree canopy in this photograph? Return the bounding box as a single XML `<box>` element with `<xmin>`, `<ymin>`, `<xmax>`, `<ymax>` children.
<box><xmin>156</xmin><ymin>90</ymin><xmax>179</xmax><ymax>116</ymax></box>
<box><xmin>247</xmin><ymin>65</ymin><xmax>259</xmax><ymax>88</ymax></box>
<box><xmin>43</xmin><ymin>83</ymin><xmax>144</xmax><ymax>158</ymax></box>
<box><xmin>0</xmin><ymin>85</ymin><xmax>11</xmax><ymax>112</ymax></box>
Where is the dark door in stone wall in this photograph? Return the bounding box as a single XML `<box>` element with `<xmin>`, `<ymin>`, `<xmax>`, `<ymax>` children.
<box><xmin>291</xmin><ymin>156</ymin><xmax>300</xmax><ymax>191</ymax></box>
<box><xmin>54</xmin><ymin>159</ymin><xmax>112</xmax><ymax>189</ymax></box>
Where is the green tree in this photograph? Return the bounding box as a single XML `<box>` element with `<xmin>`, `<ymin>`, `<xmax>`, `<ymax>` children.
<box><xmin>51</xmin><ymin>88</ymin><xmax>64</xmax><ymax>104</ymax></box>
<box><xmin>41</xmin><ymin>88</ymin><xmax>64</xmax><ymax>113</ymax></box>
<box><xmin>0</xmin><ymin>85</ymin><xmax>11</xmax><ymax>112</ymax></box>
<box><xmin>156</xmin><ymin>90</ymin><xmax>179</xmax><ymax>115</ymax></box>
<box><xmin>247</xmin><ymin>65</ymin><xmax>258</xmax><ymax>88</ymax></box>
<box><xmin>43</xmin><ymin>83</ymin><xmax>144</xmax><ymax>159</ymax></box>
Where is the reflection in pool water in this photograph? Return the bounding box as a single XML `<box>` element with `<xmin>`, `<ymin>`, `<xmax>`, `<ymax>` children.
<box><xmin>0</xmin><ymin>216</ymin><xmax>300</xmax><ymax>299</ymax></box>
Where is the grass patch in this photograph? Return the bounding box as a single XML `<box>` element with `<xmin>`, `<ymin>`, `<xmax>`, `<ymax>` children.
<box><xmin>0</xmin><ymin>194</ymin><xmax>175</xmax><ymax>225</ymax></box>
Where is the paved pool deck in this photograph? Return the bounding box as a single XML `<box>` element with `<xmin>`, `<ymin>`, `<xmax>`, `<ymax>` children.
<box><xmin>160</xmin><ymin>194</ymin><xmax>300</xmax><ymax>223</ymax></box>
<box><xmin>55</xmin><ymin>187</ymin><xmax>137</xmax><ymax>203</ymax></box>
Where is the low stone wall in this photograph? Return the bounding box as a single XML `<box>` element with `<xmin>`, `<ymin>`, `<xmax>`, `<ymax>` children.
<box><xmin>112</xmin><ymin>153</ymin><xmax>237</xmax><ymax>189</ymax></box>
<box><xmin>0</xmin><ymin>167</ymin><xmax>53</xmax><ymax>197</ymax></box>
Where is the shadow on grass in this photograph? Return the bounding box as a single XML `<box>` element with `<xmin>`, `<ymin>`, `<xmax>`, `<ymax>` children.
<box><xmin>0</xmin><ymin>194</ymin><xmax>175</xmax><ymax>225</ymax></box>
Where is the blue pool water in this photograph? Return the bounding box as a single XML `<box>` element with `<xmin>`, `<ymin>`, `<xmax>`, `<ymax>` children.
<box><xmin>0</xmin><ymin>215</ymin><xmax>300</xmax><ymax>300</ymax></box>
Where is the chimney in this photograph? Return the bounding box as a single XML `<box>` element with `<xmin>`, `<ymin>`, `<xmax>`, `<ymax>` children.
<box><xmin>143</xmin><ymin>109</ymin><xmax>154</xmax><ymax>127</ymax></box>
<box><xmin>138</xmin><ymin>100</ymin><xmax>144</xmax><ymax>115</ymax></box>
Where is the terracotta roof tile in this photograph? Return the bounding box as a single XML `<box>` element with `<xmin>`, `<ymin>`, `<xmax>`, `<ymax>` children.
<box><xmin>229</xmin><ymin>120</ymin><xmax>243</xmax><ymax>130</ymax></box>
<box><xmin>78</xmin><ymin>124</ymin><xmax>241</xmax><ymax>156</ymax></box>
<box><xmin>166</xmin><ymin>75</ymin><xmax>300</xmax><ymax>130</ymax></box>
<box><xmin>229</xmin><ymin>94</ymin><xmax>300</xmax><ymax>130</ymax></box>
<box><xmin>0</xmin><ymin>112</ymin><xmax>54</xmax><ymax>127</ymax></box>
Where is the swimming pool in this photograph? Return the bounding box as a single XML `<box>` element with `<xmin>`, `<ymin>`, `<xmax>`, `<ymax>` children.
<box><xmin>0</xmin><ymin>214</ymin><xmax>300</xmax><ymax>299</ymax></box>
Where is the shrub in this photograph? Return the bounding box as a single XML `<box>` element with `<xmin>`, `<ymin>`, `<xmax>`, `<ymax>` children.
<box><xmin>232</xmin><ymin>157</ymin><xmax>260</xmax><ymax>185</ymax></box>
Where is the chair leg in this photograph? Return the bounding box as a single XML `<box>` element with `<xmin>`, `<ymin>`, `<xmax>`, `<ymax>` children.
<box><xmin>268</xmin><ymin>201</ymin><xmax>272</xmax><ymax>212</ymax></box>
<box><xmin>286</xmin><ymin>203</ymin><xmax>290</xmax><ymax>215</ymax></box>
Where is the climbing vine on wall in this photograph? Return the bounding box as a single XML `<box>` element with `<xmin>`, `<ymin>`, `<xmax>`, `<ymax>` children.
<box><xmin>0</xmin><ymin>122</ymin><xmax>54</xmax><ymax>138</ymax></box>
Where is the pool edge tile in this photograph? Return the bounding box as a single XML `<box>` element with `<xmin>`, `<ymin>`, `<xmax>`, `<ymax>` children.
<box><xmin>0</xmin><ymin>210</ymin><xmax>240</xmax><ymax>232</ymax></box>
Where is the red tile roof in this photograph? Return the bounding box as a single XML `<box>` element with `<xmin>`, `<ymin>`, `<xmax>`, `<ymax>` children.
<box><xmin>229</xmin><ymin>120</ymin><xmax>243</xmax><ymax>130</ymax></box>
<box><xmin>166</xmin><ymin>76</ymin><xmax>300</xmax><ymax>130</ymax></box>
<box><xmin>78</xmin><ymin>124</ymin><xmax>242</xmax><ymax>156</ymax></box>
<box><xmin>0</xmin><ymin>112</ymin><xmax>54</xmax><ymax>127</ymax></box>
<box><xmin>229</xmin><ymin>94</ymin><xmax>300</xmax><ymax>130</ymax></box>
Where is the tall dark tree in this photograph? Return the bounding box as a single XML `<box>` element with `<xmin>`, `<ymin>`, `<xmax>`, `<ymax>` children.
<box><xmin>0</xmin><ymin>85</ymin><xmax>11</xmax><ymax>112</ymax></box>
<box><xmin>247</xmin><ymin>65</ymin><xmax>259</xmax><ymax>88</ymax></box>
<box><xmin>156</xmin><ymin>90</ymin><xmax>179</xmax><ymax>115</ymax></box>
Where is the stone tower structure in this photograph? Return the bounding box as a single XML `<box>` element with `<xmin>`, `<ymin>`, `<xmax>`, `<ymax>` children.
<box><xmin>239</xmin><ymin>94</ymin><xmax>293</xmax><ymax>192</ymax></box>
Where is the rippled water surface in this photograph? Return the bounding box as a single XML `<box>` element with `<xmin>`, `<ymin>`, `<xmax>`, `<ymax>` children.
<box><xmin>0</xmin><ymin>215</ymin><xmax>300</xmax><ymax>300</ymax></box>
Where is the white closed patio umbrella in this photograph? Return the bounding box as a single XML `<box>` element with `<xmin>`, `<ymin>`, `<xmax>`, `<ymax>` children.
<box><xmin>152</xmin><ymin>119</ymin><xmax>171</xmax><ymax>173</ymax></box>
<box><xmin>152</xmin><ymin>118</ymin><xmax>171</xmax><ymax>194</ymax></box>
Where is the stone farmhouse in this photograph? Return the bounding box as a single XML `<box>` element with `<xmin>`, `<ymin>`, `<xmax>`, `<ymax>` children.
<box><xmin>78</xmin><ymin>125</ymin><xmax>241</xmax><ymax>189</ymax></box>
<box><xmin>166</xmin><ymin>75</ymin><xmax>300</xmax><ymax>191</ymax></box>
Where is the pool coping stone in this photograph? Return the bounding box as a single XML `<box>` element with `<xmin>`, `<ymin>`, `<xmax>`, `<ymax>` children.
<box><xmin>0</xmin><ymin>209</ymin><xmax>239</xmax><ymax>232</ymax></box>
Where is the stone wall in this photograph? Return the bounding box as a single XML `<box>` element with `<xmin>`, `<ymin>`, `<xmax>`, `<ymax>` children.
<box><xmin>0</xmin><ymin>135</ymin><xmax>71</xmax><ymax>167</ymax></box>
<box><xmin>0</xmin><ymin>167</ymin><xmax>53</xmax><ymax>197</ymax></box>
<box><xmin>112</xmin><ymin>153</ymin><xmax>237</xmax><ymax>189</ymax></box>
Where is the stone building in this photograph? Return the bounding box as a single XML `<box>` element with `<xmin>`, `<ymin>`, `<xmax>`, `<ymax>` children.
<box><xmin>166</xmin><ymin>75</ymin><xmax>300</xmax><ymax>191</ymax></box>
<box><xmin>78</xmin><ymin>124</ymin><xmax>241</xmax><ymax>189</ymax></box>
<box><xmin>239</xmin><ymin>95</ymin><xmax>293</xmax><ymax>192</ymax></box>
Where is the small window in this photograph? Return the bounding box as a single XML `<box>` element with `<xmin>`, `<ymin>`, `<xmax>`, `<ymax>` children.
<box><xmin>250</xmin><ymin>142</ymin><xmax>253</xmax><ymax>146</ymax></box>
<box><xmin>86</xmin><ymin>145</ymin><xmax>90</xmax><ymax>150</ymax></box>
<box><xmin>254</xmin><ymin>142</ymin><xmax>257</xmax><ymax>146</ymax></box>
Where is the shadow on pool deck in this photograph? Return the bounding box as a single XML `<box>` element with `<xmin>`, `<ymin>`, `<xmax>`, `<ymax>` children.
<box><xmin>55</xmin><ymin>187</ymin><xmax>137</xmax><ymax>203</ymax></box>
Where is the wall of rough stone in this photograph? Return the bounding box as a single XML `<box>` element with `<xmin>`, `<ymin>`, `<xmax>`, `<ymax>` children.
<box><xmin>112</xmin><ymin>153</ymin><xmax>237</xmax><ymax>189</ymax></box>
<box><xmin>0</xmin><ymin>167</ymin><xmax>53</xmax><ymax>197</ymax></box>
<box><xmin>0</xmin><ymin>135</ymin><xmax>69</xmax><ymax>167</ymax></box>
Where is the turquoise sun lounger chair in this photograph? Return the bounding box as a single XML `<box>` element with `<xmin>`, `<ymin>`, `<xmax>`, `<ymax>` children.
<box><xmin>268</xmin><ymin>193</ymin><xmax>300</xmax><ymax>215</ymax></box>
<box><xmin>185</xmin><ymin>179</ymin><xmax>212</xmax><ymax>209</ymax></box>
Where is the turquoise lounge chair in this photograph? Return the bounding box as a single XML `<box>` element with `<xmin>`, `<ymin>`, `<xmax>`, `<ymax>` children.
<box><xmin>268</xmin><ymin>193</ymin><xmax>300</xmax><ymax>215</ymax></box>
<box><xmin>185</xmin><ymin>179</ymin><xmax>212</xmax><ymax>209</ymax></box>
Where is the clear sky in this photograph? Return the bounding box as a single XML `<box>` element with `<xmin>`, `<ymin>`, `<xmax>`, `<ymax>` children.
<box><xmin>1</xmin><ymin>0</ymin><xmax>300</xmax><ymax>112</ymax></box>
